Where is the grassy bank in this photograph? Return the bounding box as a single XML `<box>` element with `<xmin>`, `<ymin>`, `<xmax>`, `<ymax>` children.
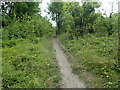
<box><xmin>58</xmin><ymin>33</ymin><xmax>119</xmax><ymax>88</ymax></box>
<box><xmin>2</xmin><ymin>37</ymin><xmax>61</xmax><ymax>88</ymax></box>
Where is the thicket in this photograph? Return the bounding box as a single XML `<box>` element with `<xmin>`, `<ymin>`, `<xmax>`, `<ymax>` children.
<box><xmin>1</xmin><ymin>2</ymin><xmax>60</xmax><ymax>88</ymax></box>
<box><xmin>2</xmin><ymin>15</ymin><xmax>55</xmax><ymax>43</ymax></box>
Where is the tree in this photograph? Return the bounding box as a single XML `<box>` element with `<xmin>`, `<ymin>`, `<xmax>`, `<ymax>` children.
<box><xmin>48</xmin><ymin>1</ymin><xmax>101</xmax><ymax>38</ymax></box>
<box><xmin>1</xmin><ymin>2</ymin><xmax>40</xmax><ymax>27</ymax></box>
<box><xmin>48</xmin><ymin>2</ymin><xmax>64</xmax><ymax>35</ymax></box>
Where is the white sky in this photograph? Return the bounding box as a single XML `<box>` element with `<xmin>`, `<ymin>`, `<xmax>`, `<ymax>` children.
<box><xmin>39</xmin><ymin>0</ymin><xmax>119</xmax><ymax>26</ymax></box>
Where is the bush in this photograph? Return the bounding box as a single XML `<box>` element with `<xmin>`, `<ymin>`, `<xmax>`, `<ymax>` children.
<box><xmin>2</xmin><ymin>15</ymin><xmax>55</xmax><ymax>41</ymax></box>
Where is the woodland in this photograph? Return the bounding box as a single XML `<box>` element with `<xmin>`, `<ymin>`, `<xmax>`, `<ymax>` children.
<box><xmin>1</xmin><ymin>1</ymin><xmax>119</xmax><ymax>88</ymax></box>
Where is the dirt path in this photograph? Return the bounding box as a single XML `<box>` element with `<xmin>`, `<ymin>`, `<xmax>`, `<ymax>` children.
<box><xmin>52</xmin><ymin>38</ymin><xmax>86</xmax><ymax>88</ymax></box>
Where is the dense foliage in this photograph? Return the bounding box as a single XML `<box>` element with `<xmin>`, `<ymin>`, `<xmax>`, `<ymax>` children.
<box><xmin>48</xmin><ymin>2</ymin><xmax>118</xmax><ymax>37</ymax></box>
<box><xmin>3</xmin><ymin>38</ymin><xmax>61</xmax><ymax>88</ymax></box>
<box><xmin>2</xmin><ymin>15</ymin><xmax>55</xmax><ymax>42</ymax></box>
<box><xmin>58</xmin><ymin>33</ymin><xmax>118</xmax><ymax>88</ymax></box>
<box><xmin>1</xmin><ymin>2</ymin><xmax>60</xmax><ymax>88</ymax></box>
<box><xmin>48</xmin><ymin>1</ymin><xmax>119</xmax><ymax>88</ymax></box>
<box><xmin>1</xmin><ymin>2</ymin><xmax>40</xmax><ymax>27</ymax></box>
<box><xmin>1</xmin><ymin>1</ymin><xmax>119</xmax><ymax>88</ymax></box>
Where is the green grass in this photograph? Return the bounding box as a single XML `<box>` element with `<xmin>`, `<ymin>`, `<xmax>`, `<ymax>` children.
<box><xmin>58</xmin><ymin>33</ymin><xmax>119</xmax><ymax>88</ymax></box>
<box><xmin>2</xmin><ymin>37</ymin><xmax>61</xmax><ymax>88</ymax></box>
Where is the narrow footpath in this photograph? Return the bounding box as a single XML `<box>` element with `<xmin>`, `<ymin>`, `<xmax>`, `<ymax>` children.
<box><xmin>52</xmin><ymin>38</ymin><xmax>86</xmax><ymax>88</ymax></box>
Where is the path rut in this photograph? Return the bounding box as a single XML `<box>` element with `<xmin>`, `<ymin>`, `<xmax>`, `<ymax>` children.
<box><xmin>52</xmin><ymin>38</ymin><xmax>86</xmax><ymax>88</ymax></box>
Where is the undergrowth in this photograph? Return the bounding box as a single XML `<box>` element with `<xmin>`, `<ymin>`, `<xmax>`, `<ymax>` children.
<box><xmin>2</xmin><ymin>37</ymin><xmax>61</xmax><ymax>88</ymax></box>
<box><xmin>58</xmin><ymin>33</ymin><xmax>119</xmax><ymax>88</ymax></box>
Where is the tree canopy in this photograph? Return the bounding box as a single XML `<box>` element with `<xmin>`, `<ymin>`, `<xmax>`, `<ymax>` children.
<box><xmin>1</xmin><ymin>2</ymin><xmax>40</xmax><ymax>26</ymax></box>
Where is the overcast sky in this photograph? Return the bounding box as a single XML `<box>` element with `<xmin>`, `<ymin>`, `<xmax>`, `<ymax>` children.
<box><xmin>40</xmin><ymin>0</ymin><xmax>119</xmax><ymax>26</ymax></box>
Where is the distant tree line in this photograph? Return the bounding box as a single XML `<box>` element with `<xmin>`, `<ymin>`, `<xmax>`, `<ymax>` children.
<box><xmin>48</xmin><ymin>1</ymin><xmax>118</xmax><ymax>38</ymax></box>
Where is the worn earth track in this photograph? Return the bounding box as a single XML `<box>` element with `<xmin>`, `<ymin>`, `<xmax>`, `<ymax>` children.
<box><xmin>52</xmin><ymin>38</ymin><xmax>86</xmax><ymax>88</ymax></box>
